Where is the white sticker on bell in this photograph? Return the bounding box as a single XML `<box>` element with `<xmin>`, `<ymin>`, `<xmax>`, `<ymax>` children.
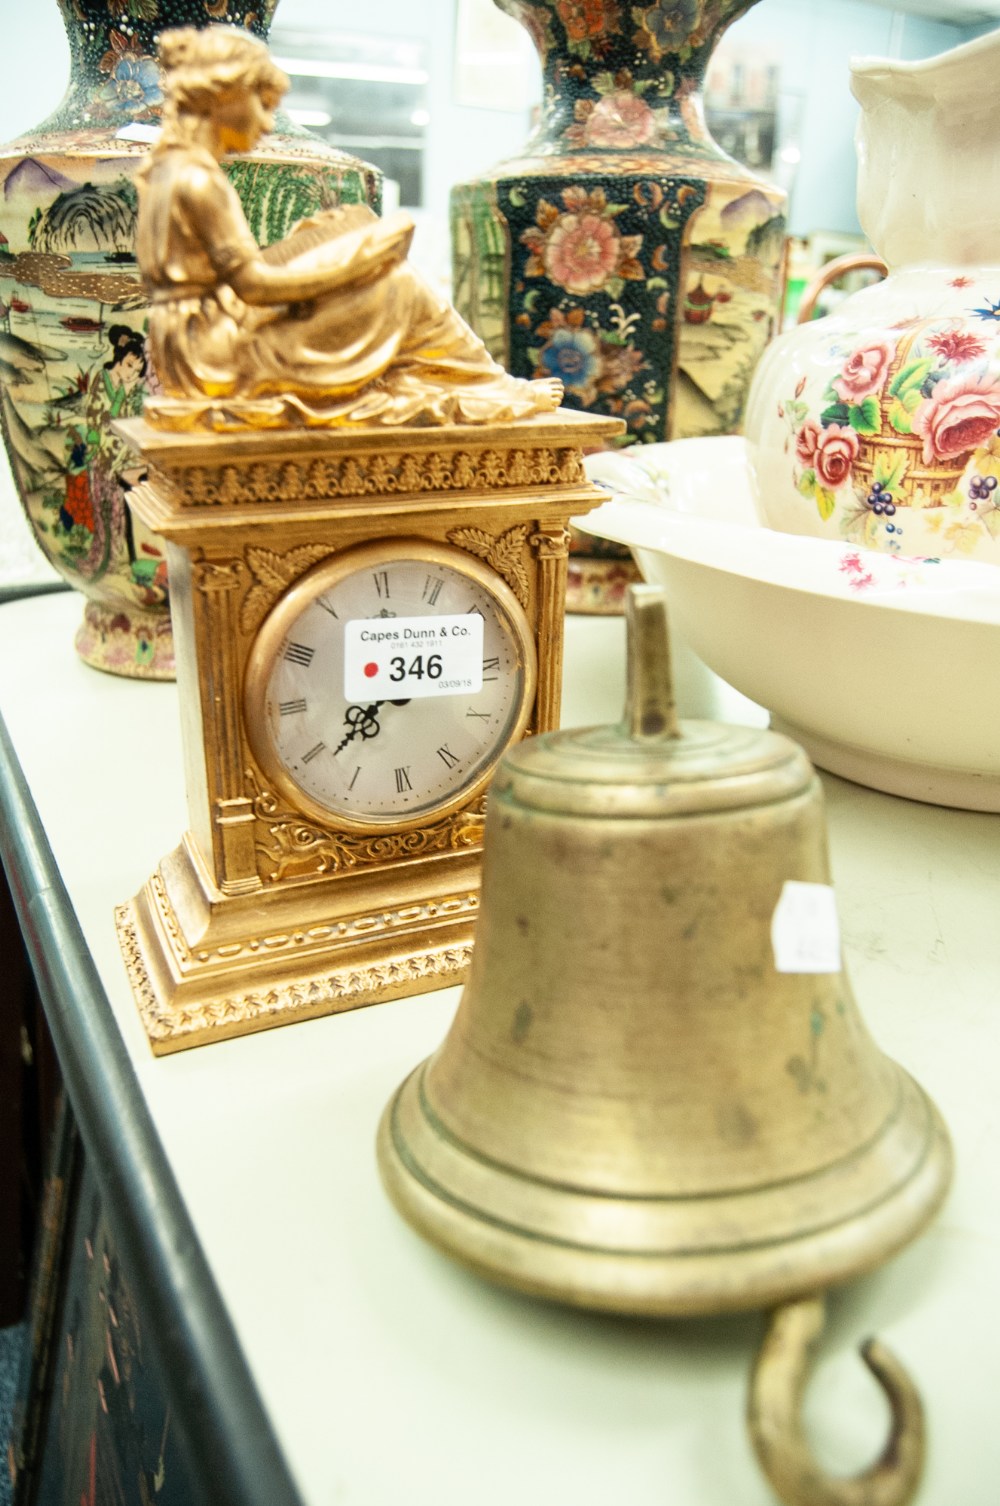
<box><xmin>770</xmin><ymin>881</ymin><xmax>841</xmax><ymax>974</ymax></box>
<box><xmin>343</xmin><ymin>612</ymin><xmax>484</xmax><ymax>701</ymax></box>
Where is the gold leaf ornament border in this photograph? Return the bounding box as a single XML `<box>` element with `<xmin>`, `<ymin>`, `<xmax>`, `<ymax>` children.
<box><xmin>447</xmin><ymin>523</ymin><xmax>530</xmax><ymax>608</ymax></box>
<box><xmin>240</xmin><ymin>542</ymin><xmax>330</xmax><ymax>634</ymax></box>
<box><xmin>239</xmin><ymin>519</ymin><xmax>533</xmax><ymax>636</ymax></box>
<box><xmin>175</xmin><ymin>445</ymin><xmax>583</xmax><ymax>506</ymax></box>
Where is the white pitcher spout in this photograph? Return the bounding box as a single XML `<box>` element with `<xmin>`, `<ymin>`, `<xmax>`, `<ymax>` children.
<box><xmin>851</xmin><ymin>28</ymin><xmax>1000</xmax><ymax>269</ymax></box>
<box><xmin>851</xmin><ymin>26</ymin><xmax>1000</xmax><ymax>110</ymax></box>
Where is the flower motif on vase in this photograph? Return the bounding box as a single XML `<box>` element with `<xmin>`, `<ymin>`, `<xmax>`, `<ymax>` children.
<box><xmin>504</xmin><ymin>2</ymin><xmax>745</xmax><ymax>167</ymax></box>
<box><xmin>499</xmin><ymin>174</ymin><xmax>706</xmax><ymax>439</ymax></box>
<box><xmin>582</xmin><ymin>88</ymin><xmax>657</xmax><ymax>146</ymax></box>
<box><xmin>521</xmin><ymin>185</ymin><xmax>643</xmax><ymax>296</ymax></box>
<box><xmin>533</xmin><ymin>309</ymin><xmax>603</xmax><ymax>395</ymax></box>
<box><xmin>557</xmin><ymin>0</ymin><xmax>624</xmax><ymax>54</ymax></box>
<box><xmin>563</xmin><ymin>70</ymin><xmax>676</xmax><ymax>150</ymax></box>
<box><xmin>97</xmin><ymin>30</ymin><xmax>163</xmax><ymax>118</ymax></box>
<box><xmin>632</xmin><ymin>0</ymin><xmax>703</xmax><ymax>62</ymax></box>
<box><xmin>531</xmin><ymin>305</ymin><xmax>648</xmax><ymax>412</ymax></box>
<box><xmin>41</xmin><ymin>1</ymin><xmax>277</xmax><ymax>133</ymax></box>
<box><xmin>484</xmin><ymin>169</ymin><xmax>783</xmax><ymax>443</ymax></box>
<box><xmin>777</xmin><ymin>308</ymin><xmax>1000</xmax><ymax>552</ymax></box>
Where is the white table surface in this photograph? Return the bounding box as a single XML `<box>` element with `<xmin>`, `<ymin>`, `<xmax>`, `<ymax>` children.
<box><xmin>0</xmin><ymin>589</ymin><xmax>997</xmax><ymax>1504</ymax></box>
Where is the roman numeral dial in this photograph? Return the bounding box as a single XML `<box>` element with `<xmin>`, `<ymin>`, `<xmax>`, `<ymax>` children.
<box><xmin>245</xmin><ymin>540</ymin><xmax>537</xmax><ymax>831</ymax></box>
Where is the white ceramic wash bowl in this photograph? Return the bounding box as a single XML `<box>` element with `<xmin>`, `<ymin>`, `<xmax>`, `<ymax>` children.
<box><xmin>580</xmin><ymin>437</ymin><xmax>1000</xmax><ymax>812</ymax></box>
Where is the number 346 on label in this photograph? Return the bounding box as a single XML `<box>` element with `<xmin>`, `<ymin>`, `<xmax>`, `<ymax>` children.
<box><xmin>343</xmin><ymin>613</ymin><xmax>485</xmax><ymax>700</ymax></box>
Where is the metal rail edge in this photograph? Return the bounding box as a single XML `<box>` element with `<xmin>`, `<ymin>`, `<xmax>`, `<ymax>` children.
<box><xmin>0</xmin><ymin>584</ymin><xmax>304</xmax><ymax>1506</ymax></box>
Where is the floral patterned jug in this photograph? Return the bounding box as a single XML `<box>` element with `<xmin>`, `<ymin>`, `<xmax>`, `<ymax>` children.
<box><xmin>746</xmin><ymin>29</ymin><xmax>1000</xmax><ymax>565</ymax></box>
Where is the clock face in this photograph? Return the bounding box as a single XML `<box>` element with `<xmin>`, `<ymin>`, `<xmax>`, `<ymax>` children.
<box><xmin>244</xmin><ymin>540</ymin><xmax>537</xmax><ymax>829</ymax></box>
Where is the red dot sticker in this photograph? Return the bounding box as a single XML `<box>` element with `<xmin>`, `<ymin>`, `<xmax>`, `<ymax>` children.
<box><xmin>364</xmin><ymin>661</ymin><xmax>379</xmax><ymax>679</ymax></box>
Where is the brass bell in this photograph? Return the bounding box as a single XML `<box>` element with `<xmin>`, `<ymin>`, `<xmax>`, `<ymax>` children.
<box><xmin>378</xmin><ymin>585</ymin><xmax>951</xmax><ymax>1506</ymax></box>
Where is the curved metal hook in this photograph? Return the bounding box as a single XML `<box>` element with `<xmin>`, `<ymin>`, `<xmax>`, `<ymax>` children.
<box><xmin>747</xmin><ymin>1295</ymin><xmax>925</xmax><ymax>1506</ymax></box>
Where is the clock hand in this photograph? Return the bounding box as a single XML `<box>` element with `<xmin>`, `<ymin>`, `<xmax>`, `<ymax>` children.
<box><xmin>334</xmin><ymin>702</ymin><xmax>382</xmax><ymax>754</ymax></box>
<box><xmin>333</xmin><ymin>699</ymin><xmax>411</xmax><ymax>756</ymax></box>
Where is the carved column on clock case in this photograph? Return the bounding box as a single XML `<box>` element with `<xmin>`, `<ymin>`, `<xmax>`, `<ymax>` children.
<box><xmin>186</xmin><ymin>552</ymin><xmax>261</xmax><ymax>897</ymax></box>
<box><xmin>530</xmin><ymin>524</ymin><xmax>572</xmax><ymax>731</ymax></box>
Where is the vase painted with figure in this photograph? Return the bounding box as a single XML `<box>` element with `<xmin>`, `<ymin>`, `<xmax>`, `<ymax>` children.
<box><xmin>451</xmin><ymin>0</ymin><xmax>787</xmax><ymax>610</ymax></box>
<box><xmin>0</xmin><ymin>1</ymin><xmax>380</xmax><ymax>678</ymax></box>
<box><xmin>746</xmin><ymin>29</ymin><xmax>1000</xmax><ymax>567</ymax></box>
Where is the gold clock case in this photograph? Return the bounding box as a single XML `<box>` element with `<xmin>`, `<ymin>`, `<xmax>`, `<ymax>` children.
<box><xmin>113</xmin><ymin>411</ymin><xmax>621</xmax><ymax>1053</ymax></box>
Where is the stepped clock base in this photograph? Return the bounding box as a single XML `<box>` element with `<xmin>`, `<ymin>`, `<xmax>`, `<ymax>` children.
<box><xmin>116</xmin><ymin>837</ymin><xmax>476</xmax><ymax>1055</ymax></box>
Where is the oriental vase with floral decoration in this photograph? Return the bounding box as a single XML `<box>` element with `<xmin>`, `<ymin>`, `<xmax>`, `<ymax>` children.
<box><xmin>0</xmin><ymin>0</ymin><xmax>380</xmax><ymax>678</ymax></box>
<box><xmin>746</xmin><ymin>30</ymin><xmax>1000</xmax><ymax>568</ymax></box>
<box><xmin>451</xmin><ymin>0</ymin><xmax>787</xmax><ymax>611</ymax></box>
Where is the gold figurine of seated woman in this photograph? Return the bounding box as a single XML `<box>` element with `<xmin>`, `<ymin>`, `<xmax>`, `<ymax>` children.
<box><xmin>137</xmin><ymin>27</ymin><xmax>563</xmax><ymax>431</ymax></box>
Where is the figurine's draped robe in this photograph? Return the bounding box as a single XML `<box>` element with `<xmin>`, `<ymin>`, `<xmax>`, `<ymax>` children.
<box><xmin>137</xmin><ymin>146</ymin><xmax>556</xmax><ymax>428</ymax></box>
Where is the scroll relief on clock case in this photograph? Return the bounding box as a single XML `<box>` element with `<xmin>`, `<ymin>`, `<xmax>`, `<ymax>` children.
<box><xmin>111</xmin><ymin>23</ymin><xmax>621</xmax><ymax>1052</ymax></box>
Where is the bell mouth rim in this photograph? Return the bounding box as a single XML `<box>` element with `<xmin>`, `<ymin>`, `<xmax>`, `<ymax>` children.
<box><xmin>377</xmin><ymin>1062</ymin><xmax>952</xmax><ymax>1317</ymax></box>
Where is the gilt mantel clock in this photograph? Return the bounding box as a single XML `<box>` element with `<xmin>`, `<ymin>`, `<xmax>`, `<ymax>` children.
<box><xmin>114</xmin><ymin>412</ymin><xmax>621</xmax><ymax>1053</ymax></box>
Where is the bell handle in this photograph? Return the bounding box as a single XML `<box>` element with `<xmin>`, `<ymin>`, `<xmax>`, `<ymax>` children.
<box><xmin>623</xmin><ymin>585</ymin><xmax>680</xmax><ymax>741</ymax></box>
<box><xmin>747</xmin><ymin>1294</ymin><xmax>925</xmax><ymax>1506</ymax></box>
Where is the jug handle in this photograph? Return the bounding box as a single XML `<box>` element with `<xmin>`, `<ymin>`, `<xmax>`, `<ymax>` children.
<box><xmin>746</xmin><ymin>1294</ymin><xmax>925</xmax><ymax>1506</ymax></box>
<box><xmin>796</xmin><ymin>254</ymin><xmax>887</xmax><ymax>324</ymax></box>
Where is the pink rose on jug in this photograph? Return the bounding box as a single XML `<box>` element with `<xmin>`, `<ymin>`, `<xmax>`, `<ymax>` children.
<box><xmin>794</xmin><ymin>417</ymin><xmax>822</xmax><ymax>466</ymax></box>
<box><xmin>832</xmin><ymin>340</ymin><xmax>895</xmax><ymax>404</ymax></box>
<box><xmin>912</xmin><ymin>370</ymin><xmax>1000</xmax><ymax>463</ymax></box>
<box><xmin>814</xmin><ymin>424</ymin><xmax>860</xmax><ymax>489</ymax></box>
